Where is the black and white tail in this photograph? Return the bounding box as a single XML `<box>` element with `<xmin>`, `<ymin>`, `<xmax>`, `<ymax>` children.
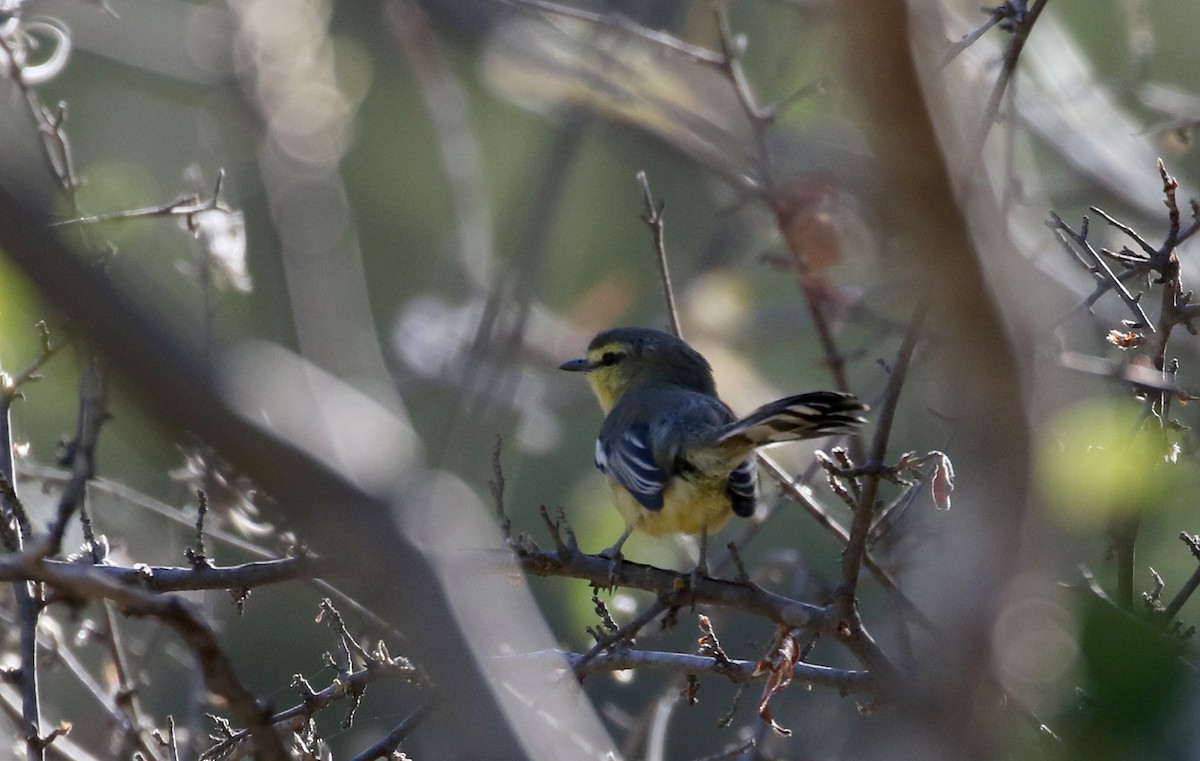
<box><xmin>717</xmin><ymin>391</ymin><xmax>867</xmax><ymax>449</ymax></box>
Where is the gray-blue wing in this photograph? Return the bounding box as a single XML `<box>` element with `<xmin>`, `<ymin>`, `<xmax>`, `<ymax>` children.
<box><xmin>595</xmin><ymin>423</ymin><xmax>666</xmax><ymax>510</ymax></box>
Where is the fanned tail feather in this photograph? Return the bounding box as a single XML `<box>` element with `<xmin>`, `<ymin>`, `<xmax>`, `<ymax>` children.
<box><xmin>717</xmin><ymin>391</ymin><xmax>867</xmax><ymax>448</ymax></box>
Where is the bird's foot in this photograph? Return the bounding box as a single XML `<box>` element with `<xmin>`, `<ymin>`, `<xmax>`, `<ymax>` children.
<box><xmin>688</xmin><ymin>560</ymin><xmax>709</xmax><ymax>608</ymax></box>
<box><xmin>596</xmin><ymin>526</ymin><xmax>634</xmax><ymax>588</ymax></box>
<box><xmin>598</xmin><ymin>545</ymin><xmax>625</xmax><ymax>588</ymax></box>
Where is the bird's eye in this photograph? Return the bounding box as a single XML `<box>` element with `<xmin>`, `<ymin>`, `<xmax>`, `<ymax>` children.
<box><xmin>600</xmin><ymin>351</ymin><xmax>623</xmax><ymax>366</ymax></box>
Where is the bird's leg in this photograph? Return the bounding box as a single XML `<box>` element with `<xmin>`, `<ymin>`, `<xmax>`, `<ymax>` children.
<box><xmin>599</xmin><ymin>524</ymin><xmax>634</xmax><ymax>583</ymax></box>
<box><xmin>599</xmin><ymin>525</ymin><xmax>633</xmax><ymax>559</ymax></box>
<box><xmin>690</xmin><ymin>526</ymin><xmax>709</xmax><ymax>593</ymax></box>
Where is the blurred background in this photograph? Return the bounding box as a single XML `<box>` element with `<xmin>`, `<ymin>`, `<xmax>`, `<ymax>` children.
<box><xmin>2</xmin><ymin>0</ymin><xmax>1200</xmax><ymax>758</ymax></box>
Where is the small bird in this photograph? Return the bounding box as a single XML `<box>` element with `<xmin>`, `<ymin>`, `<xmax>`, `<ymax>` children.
<box><xmin>560</xmin><ymin>327</ymin><xmax>867</xmax><ymax>576</ymax></box>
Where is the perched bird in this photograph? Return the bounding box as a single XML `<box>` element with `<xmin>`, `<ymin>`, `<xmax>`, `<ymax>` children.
<box><xmin>560</xmin><ymin>327</ymin><xmax>867</xmax><ymax>574</ymax></box>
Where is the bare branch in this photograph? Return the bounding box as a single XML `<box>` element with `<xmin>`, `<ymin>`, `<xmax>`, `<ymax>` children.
<box><xmin>45</xmin><ymin>348</ymin><xmax>109</xmax><ymax>558</ymax></box>
<box><xmin>198</xmin><ymin>658</ymin><xmax>421</xmax><ymax>761</ymax></box>
<box><xmin>971</xmin><ymin>0</ymin><xmax>1050</xmax><ymax>156</ymax></box>
<box><xmin>941</xmin><ymin>6</ymin><xmax>1007</xmax><ymax>67</ymax></box>
<box><xmin>838</xmin><ymin>304</ymin><xmax>927</xmax><ymax>602</ymax></box>
<box><xmin>0</xmin><ymin>554</ymin><xmax>339</xmax><ymax>594</ymax></box>
<box><xmin>8</xmin><ymin>555</ymin><xmax>289</xmax><ymax>761</ymax></box>
<box><xmin>759</xmin><ymin>453</ymin><xmax>937</xmax><ymax>634</ymax></box>
<box><xmin>348</xmin><ymin>701</ymin><xmax>434</xmax><ymax>761</ymax></box>
<box><xmin>1049</xmin><ymin>212</ymin><xmax>1155</xmax><ymax>331</ymax></box>
<box><xmin>515</xmin><ymin>541</ymin><xmax>833</xmax><ymax>633</ymax></box>
<box><xmin>503</xmin><ymin>0</ymin><xmax>725</xmax><ymax>66</ymax></box>
<box><xmin>558</xmin><ymin>648</ymin><xmax>875</xmax><ymax>693</ymax></box>
<box><xmin>637</xmin><ymin>171</ymin><xmax>682</xmax><ymax>339</ymax></box>
<box><xmin>1163</xmin><ymin>533</ymin><xmax>1200</xmax><ymax>622</ymax></box>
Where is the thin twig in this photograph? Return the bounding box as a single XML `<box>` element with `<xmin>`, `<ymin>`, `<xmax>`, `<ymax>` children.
<box><xmin>0</xmin><ymin>688</ymin><xmax>102</xmax><ymax>761</ymax></box>
<box><xmin>318</xmin><ymin>598</ymin><xmax>376</xmax><ymax>668</ymax></box>
<box><xmin>757</xmin><ymin>453</ymin><xmax>937</xmax><ymax>634</ymax></box>
<box><xmin>0</xmin><ymin>325</ymin><xmax>67</xmax><ymax>409</ymax></box>
<box><xmin>971</xmin><ymin>0</ymin><xmax>1050</xmax><ymax>157</ymax></box>
<box><xmin>941</xmin><ymin>6</ymin><xmax>1007</xmax><ymax>67</ymax></box>
<box><xmin>24</xmin><ymin>464</ymin><xmax>405</xmax><ymax>642</ymax></box>
<box><xmin>575</xmin><ymin>598</ymin><xmax>670</xmax><ymax>676</ymax></box>
<box><xmin>1049</xmin><ymin>212</ymin><xmax>1155</xmax><ymax>331</ymax></box>
<box><xmin>45</xmin><ymin>348</ymin><xmax>109</xmax><ymax>557</ymax></box>
<box><xmin>557</xmin><ymin>648</ymin><xmax>875</xmax><ymax>692</ymax></box>
<box><xmin>713</xmin><ymin>5</ymin><xmax>770</xmax><ymax>120</ymax></box>
<box><xmin>52</xmin><ymin>193</ymin><xmax>232</xmax><ymax>227</ymax></box>
<box><xmin>503</xmin><ymin>0</ymin><xmax>725</xmax><ymax>66</ymax></box>
<box><xmin>637</xmin><ymin>172</ymin><xmax>682</xmax><ymax>340</ymax></box>
<box><xmin>0</xmin><ymin>328</ymin><xmax>49</xmax><ymax>761</ymax></box>
<box><xmin>0</xmin><ymin>601</ymin><xmax>167</xmax><ymax>759</ymax></box>
<box><xmin>100</xmin><ymin>601</ymin><xmax>167</xmax><ymax>761</ymax></box>
<box><xmin>184</xmin><ymin>488</ymin><xmax>213</xmax><ymax>570</ymax></box>
<box><xmin>198</xmin><ymin>658</ymin><xmax>420</xmax><ymax>761</ymax></box>
<box><xmin>347</xmin><ymin>701</ymin><xmax>434</xmax><ymax>761</ymax></box>
<box><xmin>510</xmin><ymin>0</ymin><xmax>804</xmax><ymax>191</ymax></box>
<box><xmin>839</xmin><ymin>304</ymin><xmax>928</xmax><ymax>601</ymax></box>
<box><xmin>15</xmin><ymin>585</ymin><xmax>41</xmax><ymax>761</ymax></box>
<box><xmin>1089</xmin><ymin>205</ymin><xmax>1160</xmax><ymax>260</ymax></box>
<box><xmin>1164</xmin><ymin>533</ymin><xmax>1200</xmax><ymax>622</ymax></box>
<box><xmin>711</xmin><ymin>3</ymin><xmax>776</xmax><ymax>188</ymax></box>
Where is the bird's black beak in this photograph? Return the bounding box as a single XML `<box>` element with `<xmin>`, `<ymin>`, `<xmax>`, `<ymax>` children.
<box><xmin>559</xmin><ymin>358</ymin><xmax>593</xmax><ymax>372</ymax></box>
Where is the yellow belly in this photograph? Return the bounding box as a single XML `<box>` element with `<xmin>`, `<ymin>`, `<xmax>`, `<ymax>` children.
<box><xmin>608</xmin><ymin>475</ymin><xmax>734</xmax><ymax>537</ymax></box>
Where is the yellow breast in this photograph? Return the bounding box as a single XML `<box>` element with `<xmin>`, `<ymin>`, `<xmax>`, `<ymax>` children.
<box><xmin>607</xmin><ymin>474</ymin><xmax>735</xmax><ymax>537</ymax></box>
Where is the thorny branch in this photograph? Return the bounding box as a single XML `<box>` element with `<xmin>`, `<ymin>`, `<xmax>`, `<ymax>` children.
<box><xmin>814</xmin><ymin>305</ymin><xmax>926</xmax><ymax>683</ymax></box>
<box><xmin>8</xmin><ymin>554</ymin><xmax>289</xmax><ymax>761</ymax></box>
<box><xmin>575</xmin><ymin>596</ymin><xmax>671</xmax><ymax>677</ymax></box>
<box><xmin>45</xmin><ymin>347</ymin><xmax>109</xmax><ymax>558</ymax></box>
<box><xmin>0</xmin><ymin>326</ymin><xmax>60</xmax><ymax>761</ymax></box>
<box><xmin>348</xmin><ymin>700</ymin><xmax>434</xmax><ymax>761</ymax></box>
<box><xmin>838</xmin><ymin>306</ymin><xmax>927</xmax><ymax>601</ymax></box>
<box><xmin>55</xmin><ymin>171</ymin><xmax>234</xmax><ymax>228</ymax></box>
<box><xmin>941</xmin><ymin>4</ymin><xmax>1010</xmax><ymax>67</ymax></box>
<box><xmin>0</xmin><ymin>553</ymin><xmax>339</xmax><ymax>594</ymax></box>
<box><xmin>758</xmin><ymin>453</ymin><xmax>937</xmax><ymax>634</ymax></box>
<box><xmin>1053</xmin><ymin>162</ymin><xmax>1199</xmax><ymax>608</ymax></box>
<box><xmin>513</xmin><ymin>534</ymin><xmax>895</xmax><ymax>685</ymax></box>
<box><xmin>970</xmin><ymin>0</ymin><xmax>1050</xmax><ymax>159</ymax></box>
<box><xmin>97</xmin><ymin>601</ymin><xmax>166</xmax><ymax>761</ymax></box>
<box><xmin>1</xmin><ymin>21</ymin><xmax>107</xmax><ymax>756</ymax></box>
<box><xmin>536</xmin><ymin>647</ymin><xmax>875</xmax><ymax>693</ymax></box>
<box><xmin>198</xmin><ymin>651</ymin><xmax>421</xmax><ymax>761</ymax></box>
<box><xmin>1163</xmin><ymin>533</ymin><xmax>1200</xmax><ymax>624</ymax></box>
<box><xmin>1049</xmin><ymin>212</ymin><xmax>1155</xmax><ymax>333</ymax></box>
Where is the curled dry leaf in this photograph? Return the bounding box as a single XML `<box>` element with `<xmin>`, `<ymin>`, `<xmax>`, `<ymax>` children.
<box><xmin>752</xmin><ymin>628</ymin><xmax>801</xmax><ymax>736</ymax></box>
<box><xmin>931</xmin><ymin>451</ymin><xmax>954</xmax><ymax>511</ymax></box>
<box><xmin>1106</xmin><ymin>329</ymin><xmax>1144</xmax><ymax>349</ymax></box>
<box><xmin>682</xmin><ymin>674</ymin><xmax>700</xmax><ymax>706</ymax></box>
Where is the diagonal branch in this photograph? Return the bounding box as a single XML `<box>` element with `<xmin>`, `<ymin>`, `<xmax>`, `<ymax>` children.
<box><xmin>1049</xmin><ymin>212</ymin><xmax>1155</xmax><ymax>331</ymax></box>
<box><xmin>970</xmin><ymin>0</ymin><xmax>1050</xmax><ymax>157</ymax></box>
<box><xmin>838</xmin><ymin>304</ymin><xmax>927</xmax><ymax>601</ymax></box>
